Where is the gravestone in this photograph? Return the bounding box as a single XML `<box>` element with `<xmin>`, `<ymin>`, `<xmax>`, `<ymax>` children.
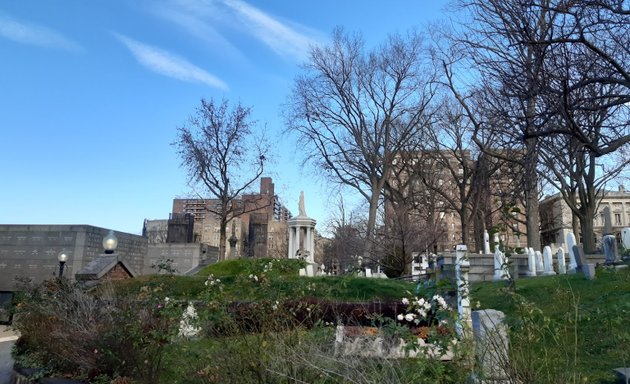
<box><xmin>365</xmin><ymin>268</ymin><xmax>372</xmax><ymax>278</ymax></box>
<box><xmin>566</xmin><ymin>232</ymin><xmax>578</xmax><ymax>273</ymax></box>
<box><xmin>557</xmin><ymin>248</ymin><xmax>566</xmax><ymax>274</ymax></box>
<box><xmin>535</xmin><ymin>251</ymin><xmax>544</xmax><ymax>275</ymax></box>
<box><xmin>484</xmin><ymin>230</ymin><xmax>491</xmax><ymax>254</ymax></box>
<box><xmin>613</xmin><ymin>367</ymin><xmax>630</xmax><ymax>384</ymax></box>
<box><xmin>542</xmin><ymin>246</ymin><xmax>556</xmax><ymax>275</ymax></box>
<box><xmin>526</xmin><ymin>247</ymin><xmax>537</xmax><ymax>276</ymax></box>
<box><xmin>602</xmin><ymin>206</ymin><xmax>619</xmax><ymax>265</ymax></box>
<box><xmin>623</xmin><ymin>228</ymin><xmax>630</xmax><ymax>262</ymax></box>
<box><xmin>622</xmin><ymin>228</ymin><xmax>630</xmax><ymax>248</ymax></box>
<box><xmin>572</xmin><ymin>245</ymin><xmax>586</xmax><ymax>271</ymax></box>
<box><xmin>472</xmin><ymin>309</ymin><xmax>509</xmax><ymax>382</ymax></box>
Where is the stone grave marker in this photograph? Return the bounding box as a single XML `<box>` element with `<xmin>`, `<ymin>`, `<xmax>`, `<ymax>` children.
<box><xmin>472</xmin><ymin>309</ymin><xmax>509</xmax><ymax>382</ymax></box>
<box><xmin>542</xmin><ymin>246</ymin><xmax>556</xmax><ymax>275</ymax></box>
<box><xmin>526</xmin><ymin>247</ymin><xmax>537</xmax><ymax>276</ymax></box>
<box><xmin>566</xmin><ymin>232</ymin><xmax>578</xmax><ymax>273</ymax></box>
<box><xmin>535</xmin><ymin>250</ymin><xmax>544</xmax><ymax>275</ymax></box>
<box><xmin>557</xmin><ymin>248</ymin><xmax>566</xmax><ymax>274</ymax></box>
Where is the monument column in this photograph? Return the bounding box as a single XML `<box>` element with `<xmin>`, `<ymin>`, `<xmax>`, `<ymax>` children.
<box><xmin>287</xmin><ymin>192</ymin><xmax>317</xmax><ymax>274</ymax></box>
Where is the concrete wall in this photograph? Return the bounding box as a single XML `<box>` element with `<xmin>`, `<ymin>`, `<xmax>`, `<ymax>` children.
<box><xmin>0</xmin><ymin>225</ymin><xmax>147</xmax><ymax>291</ymax></box>
<box><xmin>145</xmin><ymin>243</ymin><xmax>220</xmax><ymax>275</ymax></box>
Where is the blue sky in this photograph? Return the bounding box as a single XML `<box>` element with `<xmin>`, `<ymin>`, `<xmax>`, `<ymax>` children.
<box><xmin>0</xmin><ymin>0</ymin><xmax>448</xmax><ymax>235</ymax></box>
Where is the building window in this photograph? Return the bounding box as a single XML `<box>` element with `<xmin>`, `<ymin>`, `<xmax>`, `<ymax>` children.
<box><xmin>615</xmin><ymin>213</ymin><xmax>622</xmax><ymax>226</ymax></box>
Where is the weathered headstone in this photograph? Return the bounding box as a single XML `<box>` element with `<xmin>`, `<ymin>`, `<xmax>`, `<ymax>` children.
<box><xmin>542</xmin><ymin>246</ymin><xmax>556</xmax><ymax>275</ymax></box>
<box><xmin>472</xmin><ymin>309</ymin><xmax>510</xmax><ymax>382</ymax></box>
<box><xmin>583</xmin><ymin>263</ymin><xmax>596</xmax><ymax>280</ymax></box>
<box><xmin>566</xmin><ymin>232</ymin><xmax>578</xmax><ymax>273</ymax></box>
<box><xmin>572</xmin><ymin>244</ymin><xmax>586</xmax><ymax>271</ymax></box>
<box><xmin>365</xmin><ymin>268</ymin><xmax>372</xmax><ymax>278</ymax></box>
<box><xmin>613</xmin><ymin>367</ymin><xmax>630</xmax><ymax>384</ymax></box>
<box><xmin>526</xmin><ymin>247</ymin><xmax>537</xmax><ymax>277</ymax></box>
<box><xmin>535</xmin><ymin>250</ymin><xmax>544</xmax><ymax>275</ymax></box>
<box><xmin>493</xmin><ymin>248</ymin><xmax>503</xmax><ymax>281</ymax></box>
<box><xmin>603</xmin><ymin>235</ymin><xmax>619</xmax><ymax>265</ymax></box>
<box><xmin>622</xmin><ymin>228</ymin><xmax>630</xmax><ymax>249</ymax></box>
<box><xmin>557</xmin><ymin>248</ymin><xmax>566</xmax><ymax>274</ymax></box>
<box><xmin>484</xmin><ymin>230</ymin><xmax>491</xmax><ymax>254</ymax></box>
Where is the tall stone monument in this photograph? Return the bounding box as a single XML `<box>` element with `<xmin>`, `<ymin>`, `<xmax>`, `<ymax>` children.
<box><xmin>602</xmin><ymin>206</ymin><xmax>619</xmax><ymax>265</ymax></box>
<box><xmin>288</xmin><ymin>191</ymin><xmax>317</xmax><ymax>276</ymax></box>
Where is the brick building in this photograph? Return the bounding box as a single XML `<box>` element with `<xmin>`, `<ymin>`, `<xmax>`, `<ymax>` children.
<box><xmin>171</xmin><ymin>177</ymin><xmax>291</xmax><ymax>258</ymax></box>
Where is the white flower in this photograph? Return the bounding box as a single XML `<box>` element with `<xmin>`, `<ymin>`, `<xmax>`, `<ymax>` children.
<box><xmin>165</xmin><ymin>297</ymin><xmax>170</xmax><ymax>303</ymax></box>
<box><xmin>418</xmin><ymin>310</ymin><xmax>427</xmax><ymax>318</ymax></box>
<box><xmin>402</xmin><ymin>298</ymin><xmax>409</xmax><ymax>305</ymax></box>
<box><xmin>204</xmin><ymin>280</ymin><xmax>209</xmax><ymax>286</ymax></box>
<box><xmin>418</xmin><ymin>298</ymin><xmax>426</xmax><ymax>306</ymax></box>
<box><xmin>405</xmin><ymin>313</ymin><xmax>415</xmax><ymax>322</ymax></box>
<box><xmin>254</xmin><ymin>275</ymin><xmax>258</xmax><ymax>281</ymax></box>
<box><xmin>397</xmin><ymin>314</ymin><xmax>404</xmax><ymax>321</ymax></box>
<box><xmin>423</xmin><ymin>302</ymin><xmax>432</xmax><ymax>310</ymax></box>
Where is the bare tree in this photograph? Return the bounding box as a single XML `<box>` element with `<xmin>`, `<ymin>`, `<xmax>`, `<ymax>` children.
<box><xmin>174</xmin><ymin>98</ymin><xmax>268</xmax><ymax>261</ymax></box>
<box><xmin>285</xmin><ymin>28</ymin><xmax>436</xmax><ymax>260</ymax></box>
<box><xmin>437</xmin><ymin>0</ymin><xmax>563</xmax><ymax>250</ymax></box>
<box><xmin>522</xmin><ymin>0</ymin><xmax>630</xmax><ymax>155</ymax></box>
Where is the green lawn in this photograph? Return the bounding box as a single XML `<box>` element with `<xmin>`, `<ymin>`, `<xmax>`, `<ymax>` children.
<box><xmin>471</xmin><ymin>266</ymin><xmax>630</xmax><ymax>383</ymax></box>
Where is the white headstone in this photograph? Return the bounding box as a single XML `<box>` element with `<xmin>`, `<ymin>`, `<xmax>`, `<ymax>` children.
<box><xmin>542</xmin><ymin>246</ymin><xmax>556</xmax><ymax>275</ymax></box>
<box><xmin>535</xmin><ymin>251</ymin><xmax>544</xmax><ymax>275</ymax></box>
<box><xmin>566</xmin><ymin>232</ymin><xmax>578</xmax><ymax>273</ymax></box>
<box><xmin>484</xmin><ymin>230</ymin><xmax>491</xmax><ymax>254</ymax></box>
<box><xmin>472</xmin><ymin>309</ymin><xmax>510</xmax><ymax>382</ymax></box>
<box><xmin>493</xmin><ymin>248</ymin><xmax>504</xmax><ymax>281</ymax></box>
<box><xmin>622</xmin><ymin>228</ymin><xmax>630</xmax><ymax>249</ymax></box>
<box><xmin>526</xmin><ymin>247</ymin><xmax>537</xmax><ymax>276</ymax></box>
<box><xmin>365</xmin><ymin>268</ymin><xmax>372</xmax><ymax>277</ymax></box>
<box><xmin>556</xmin><ymin>248</ymin><xmax>566</xmax><ymax>274</ymax></box>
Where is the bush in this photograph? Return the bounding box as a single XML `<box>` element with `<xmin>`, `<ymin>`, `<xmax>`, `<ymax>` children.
<box><xmin>12</xmin><ymin>279</ymin><xmax>182</xmax><ymax>383</ymax></box>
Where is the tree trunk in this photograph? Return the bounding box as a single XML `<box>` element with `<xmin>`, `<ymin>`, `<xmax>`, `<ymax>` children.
<box><xmin>219</xmin><ymin>217</ymin><xmax>228</xmax><ymax>261</ymax></box>
<box><xmin>524</xmin><ymin>137</ymin><xmax>541</xmax><ymax>251</ymax></box>
<box><xmin>580</xmin><ymin>206</ymin><xmax>597</xmax><ymax>254</ymax></box>
<box><xmin>364</xmin><ymin>184</ymin><xmax>381</xmax><ymax>260</ymax></box>
<box><xmin>460</xmin><ymin>207</ymin><xmax>470</xmax><ymax>248</ymax></box>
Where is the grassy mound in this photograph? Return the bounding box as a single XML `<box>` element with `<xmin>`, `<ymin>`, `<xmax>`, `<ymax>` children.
<box><xmin>471</xmin><ymin>266</ymin><xmax>630</xmax><ymax>383</ymax></box>
<box><xmin>113</xmin><ymin>258</ymin><xmax>418</xmax><ymax>302</ymax></box>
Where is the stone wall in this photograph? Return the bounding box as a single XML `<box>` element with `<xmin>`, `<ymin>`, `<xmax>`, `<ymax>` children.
<box><xmin>145</xmin><ymin>243</ymin><xmax>206</xmax><ymax>275</ymax></box>
<box><xmin>0</xmin><ymin>225</ymin><xmax>147</xmax><ymax>291</ymax></box>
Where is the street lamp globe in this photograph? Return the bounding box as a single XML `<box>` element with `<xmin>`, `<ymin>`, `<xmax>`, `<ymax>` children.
<box><xmin>58</xmin><ymin>252</ymin><xmax>68</xmax><ymax>279</ymax></box>
<box><xmin>58</xmin><ymin>253</ymin><xmax>68</xmax><ymax>263</ymax></box>
<box><xmin>103</xmin><ymin>230</ymin><xmax>118</xmax><ymax>254</ymax></box>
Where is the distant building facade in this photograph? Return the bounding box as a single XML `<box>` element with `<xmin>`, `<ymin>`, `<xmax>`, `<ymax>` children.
<box><xmin>171</xmin><ymin>177</ymin><xmax>291</xmax><ymax>258</ymax></box>
<box><xmin>385</xmin><ymin>150</ymin><xmax>526</xmax><ymax>253</ymax></box>
<box><xmin>540</xmin><ymin>186</ymin><xmax>630</xmax><ymax>250</ymax></box>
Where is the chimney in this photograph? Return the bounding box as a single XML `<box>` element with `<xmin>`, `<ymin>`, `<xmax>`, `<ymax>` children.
<box><xmin>620</xmin><ymin>185</ymin><xmax>626</xmax><ymax>193</ymax></box>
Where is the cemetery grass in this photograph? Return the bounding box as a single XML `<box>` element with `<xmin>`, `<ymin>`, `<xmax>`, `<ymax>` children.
<box><xmin>114</xmin><ymin>258</ymin><xmax>418</xmax><ymax>302</ymax></box>
<box><xmin>470</xmin><ymin>266</ymin><xmax>630</xmax><ymax>383</ymax></box>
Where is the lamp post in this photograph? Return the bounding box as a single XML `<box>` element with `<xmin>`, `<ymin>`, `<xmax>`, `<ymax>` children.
<box><xmin>103</xmin><ymin>230</ymin><xmax>118</xmax><ymax>254</ymax></box>
<box><xmin>58</xmin><ymin>252</ymin><xmax>68</xmax><ymax>279</ymax></box>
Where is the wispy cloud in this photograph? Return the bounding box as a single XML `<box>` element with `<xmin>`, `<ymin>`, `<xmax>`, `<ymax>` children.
<box><xmin>222</xmin><ymin>0</ymin><xmax>321</xmax><ymax>61</ymax></box>
<box><xmin>153</xmin><ymin>0</ymin><xmax>321</xmax><ymax>62</ymax></box>
<box><xmin>114</xmin><ymin>33</ymin><xmax>228</xmax><ymax>90</ymax></box>
<box><xmin>0</xmin><ymin>12</ymin><xmax>82</xmax><ymax>51</ymax></box>
<box><xmin>151</xmin><ymin>1</ymin><xmax>244</xmax><ymax>61</ymax></box>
